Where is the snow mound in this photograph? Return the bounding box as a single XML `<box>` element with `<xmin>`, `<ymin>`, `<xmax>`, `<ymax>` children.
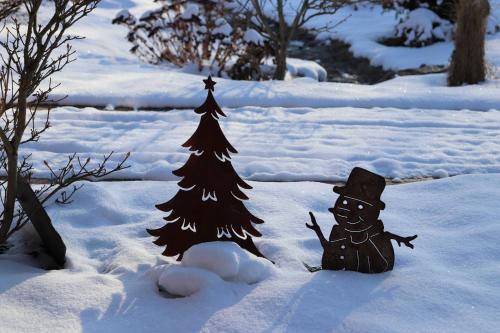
<box><xmin>287</xmin><ymin>58</ymin><xmax>327</xmax><ymax>82</ymax></box>
<box><xmin>158</xmin><ymin>242</ymin><xmax>274</xmax><ymax>297</ymax></box>
<box><xmin>159</xmin><ymin>266</ymin><xmax>222</xmax><ymax>297</ymax></box>
<box><xmin>182</xmin><ymin>242</ymin><xmax>274</xmax><ymax>284</ymax></box>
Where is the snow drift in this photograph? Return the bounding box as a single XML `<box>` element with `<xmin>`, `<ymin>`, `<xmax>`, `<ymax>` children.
<box><xmin>157</xmin><ymin>242</ymin><xmax>274</xmax><ymax>297</ymax></box>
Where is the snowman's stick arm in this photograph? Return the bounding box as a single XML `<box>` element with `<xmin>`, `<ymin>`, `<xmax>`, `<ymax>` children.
<box><xmin>306</xmin><ymin>212</ymin><xmax>328</xmax><ymax>248</ymax></box>
<box><xmin>385</xmin><ymin>232</ymin><xmax>418</xmax><ymax>249</ymax></box>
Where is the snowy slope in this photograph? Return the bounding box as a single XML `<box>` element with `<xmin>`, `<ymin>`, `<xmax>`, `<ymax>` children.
<box><xmin>40</xmin><ymin>0</ymin><xmax>500</xmax><ymax>110</ymax></box>
<box><xmin>20</xmin><ymin>106</ymin><xmax>500</xmax><ymax>182</ymax></box>
<box><xmin>1</xmin><ymin>175</ymin><xmax>500</xmax><ymax>332</ymax></box>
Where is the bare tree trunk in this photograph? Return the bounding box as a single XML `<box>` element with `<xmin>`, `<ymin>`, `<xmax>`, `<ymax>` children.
<box><xmin>0</xmin><ymin>154</ymin><xmax>18</xmax><ymax>243</ymax></box>
<box><xmin>448</xmin><ymin>0</ymin><xmax>490</xmax><ymax>86</ymax></box>
<box><xmin>0</xmin><ymin>68</ymin><xmax>28</xmax><ymax>243</ymax></box>
<box><xmin>274</xmin><ymin>45</ymin><xmax>288</xmax><ymax>80</ymax></box>
<box><xmin>241</xmin><ymin>0</ymin><xmax>352</xmax><ymax>81</ymax></box>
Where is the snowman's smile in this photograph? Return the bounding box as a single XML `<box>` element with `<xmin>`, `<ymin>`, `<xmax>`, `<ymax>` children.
<box><xmin>346</xmin><ymin>218</ymin><xmax>362</xmax><ymax>225</ymax></box>
<box><xmin>334</xmin><ymin>212</ymin><xmax>364</xmax><ymax>225</ymax></box>
<box><xmin>345</xmin><ymin>225</ymin><xmax>373</xmax><ymax>233</ymax></box>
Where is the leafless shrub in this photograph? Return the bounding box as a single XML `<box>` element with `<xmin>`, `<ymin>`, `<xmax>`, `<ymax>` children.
<box><xmin>0</xmin><ymin>0</ymin><xmax>130</xmax><ymax>246</ymax></box>
<box><xmin>113</xmin><ymin>0</ymin><xmax>272</xmax><ymax>80</ymax></box>
<box><xmin>0</xmin><ymin>0</ymin><xmax>21</xmax><ymax>21</ymax></box>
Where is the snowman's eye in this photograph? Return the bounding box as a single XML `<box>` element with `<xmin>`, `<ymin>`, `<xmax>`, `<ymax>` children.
<box><xmin>358</xmin><ymin>204</ymin><xmax>364</xmax><ymax>210</ymax></box>
<box><xmin>342</xmin><ymin>200</ymin><xmax>348</xmax><ymax>205</ymax></box>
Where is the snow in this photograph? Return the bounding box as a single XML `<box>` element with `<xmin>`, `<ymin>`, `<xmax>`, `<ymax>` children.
<box><xmin>212</xmin><ymin>18</ymin><xmax>233</xmax><ymax>37</ymax></box>
<box><xmin>114</xmin><ymin>9</ymin><xmax>133</xmax><ymax>22</ymax></box>
<box><xmin>181</xmin><ymin>242</ymin><xmax>274</xmax><ymax>283</ymax></box>
<box><xmin>395</xmin><ymin>8</ymin><xmax>453</xmax><ymax>46</ymax></box>
<box><xmin>287</xmin><ymin>58</ymin><xmax>327</xmax><ymax>82</ymax></box>
<box><xmin>158</xmin><ymin>266</ymin><xmax>223</xmax><ymax>297</ymax></box>
<box><xmin>158</xmin><ymin>242</ymin><xmax>274</xmax><ymax>297</ymax></box>
<box><xmin>243</xmin><ymin>29</ymin><xmax>265</xmax><ymax>45</ymax></box>
<box><xmin>1</xmin><ymin>1</ymin><xmax>499</xmax><ymax>332</ymax></box>
<box><xmin>313</xmin><ymin>2</ymin><xmax>500</xmax><ymax>71</ymax></box>
<box><xmin>52</xmin><ymin>67</ymin><xmax>500</xmax><ymax>110</ymax></box>
<box><xmin>318</xmin><ymin>6</ymin><xmax>452</xmax><ymax>70</ymax></box>
<box><xmin>181</xmin><ymin>3</ymin><xmax>199</xmax><ymax>20</ymax></box>
<box><xmin>20</xmin><ymin>106</ymin><xmax>500</xmax><ymax>182</ymax></box>
<box><xmin>31</xmin><ymin>0</ymin><xmax>499</xmax><ymax>110</ymax></box>
<box><xmin>1</xmin><ymin>175</ymin><xmax>500</xmax><ymax>332</ymax></box>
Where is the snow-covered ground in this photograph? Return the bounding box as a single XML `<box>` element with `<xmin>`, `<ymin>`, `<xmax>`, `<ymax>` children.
<box><xmin>54</xmin><ymin>69</ymin><xmax>500</xmax><ymax>111</ymax></box>
<box><xmin>1</xmin><ymin>2</ymin><xmax>499</xmax><ymax>332</ymax></box>
<box><xmin>43</xmin><ymin>0</ymin><xmax>500</xmax><ymax>110</ymax></box>
<box><xmin>315</xmin><ymin>2</ymin><xmax>500</xmax><ymax>71</ymax></box>
<box><xmin>22</xmin><ymin>106</ymin><xmax>500</xmax><ymax>182</ymax></box>
<box><xmin>1</xmin><ymin>175</ymin><xmax>500</xmax><ymax>332</ymax></box>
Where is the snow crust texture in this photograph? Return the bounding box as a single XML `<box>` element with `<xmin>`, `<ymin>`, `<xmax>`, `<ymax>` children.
<box><xmin>23</xmin><ymin>106</ymin><xmax>500</xmax><ymax>182</ymax></box>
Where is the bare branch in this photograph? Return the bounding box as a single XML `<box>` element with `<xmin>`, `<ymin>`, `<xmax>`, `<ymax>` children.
<box><xmin>0</xmin><ymin>1</ymin><xmax>133</xmax><ymax>246</ymax></box>
<box><xmin>235</xmin><ymin>0</ymin><xmax>367</xmax><ymax>79</ymax></box>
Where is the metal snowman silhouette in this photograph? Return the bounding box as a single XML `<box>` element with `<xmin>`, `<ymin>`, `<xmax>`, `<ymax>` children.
<box><xmin>305</xmin><ymin>167</ymin><xmax>417</xmax><ymax>273</ymax></box>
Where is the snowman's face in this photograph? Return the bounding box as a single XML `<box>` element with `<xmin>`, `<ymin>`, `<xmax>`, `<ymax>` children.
<box><xmin>329</xmin><ymin>195</ymin><xmax>380</xmax><ymax>232</ymax></box>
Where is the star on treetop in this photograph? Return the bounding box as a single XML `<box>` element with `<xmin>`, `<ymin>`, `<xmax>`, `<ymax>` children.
<box><xmin>203</xmin><ymin>76</ymin><xmax>216</xmax><ymax>91</ymax></box>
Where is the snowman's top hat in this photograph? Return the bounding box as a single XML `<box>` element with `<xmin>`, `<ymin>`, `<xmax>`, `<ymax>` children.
<box><xmin>333</xmin><ymin>167</ymin><xmax>386</xmax><ymax>210</ymax></box>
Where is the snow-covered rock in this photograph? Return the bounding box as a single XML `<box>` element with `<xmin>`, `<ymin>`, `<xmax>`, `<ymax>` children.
<box><xmin>287</xmin><ymin>58</ymin><xmax>327</xmax><ymax>82</ymax></box>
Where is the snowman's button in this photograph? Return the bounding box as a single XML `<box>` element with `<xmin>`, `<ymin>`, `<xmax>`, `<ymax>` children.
<box><xmin>340</xmin><ymin>256</ymin><xmax>345</xmax><ymax>260</ymax></box>
<box><xmin>341</xmin><ymin>245</ymin><xmax>345</xmax><ymax>249</ymax></box>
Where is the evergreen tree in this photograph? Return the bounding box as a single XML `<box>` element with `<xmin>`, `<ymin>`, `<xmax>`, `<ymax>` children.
<box><xmin>148</xmin><ymin>76</ymin><xmax>266</xmax><ymax>260</ymax></box>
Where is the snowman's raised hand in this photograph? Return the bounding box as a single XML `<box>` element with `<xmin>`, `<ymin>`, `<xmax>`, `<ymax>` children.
<box><xmin>306</xmin><ymin>212</ymin><xmax>328</xmax><ymax>248</ymax></box>
<box><xmin>306</xmin><ymin>212</ymin><xmax>320</xmax><ymax>230</ymax></box>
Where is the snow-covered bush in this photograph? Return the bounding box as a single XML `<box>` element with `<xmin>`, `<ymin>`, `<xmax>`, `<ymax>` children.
<box><xmin>112</xmin><ymin>0</ymin><xmax>272</xmax><ymax>80</ymax></box>
<box><xmin>382</xmin><ymin>0</ymin><xmax>456</xmax><ymax>46</ymax></box>
<box><xmin>395</xmin><ymin>7</ymin><xmax>453</xmax><ymax>46</ymax></box>
<box><xmin>389</xmin><ymin>0</ymin><xmax>457</xmax><ymax>21</ymax></box>
<box><xmin>384</xmin><ymin>0</ymin><xmax>498</xmax><ymax>47</ymax></box>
